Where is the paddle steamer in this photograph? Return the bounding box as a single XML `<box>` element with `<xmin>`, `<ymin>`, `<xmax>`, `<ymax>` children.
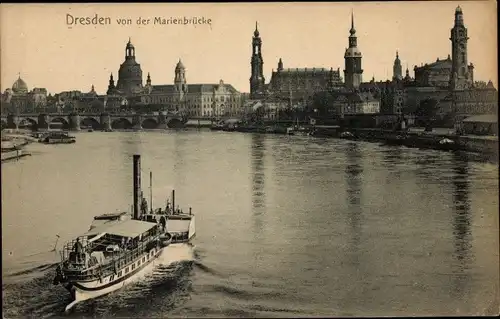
<box><xmin>53</xmin><ymin>155</ymin><xmax>195</xmax><ymax>312</ymax></box>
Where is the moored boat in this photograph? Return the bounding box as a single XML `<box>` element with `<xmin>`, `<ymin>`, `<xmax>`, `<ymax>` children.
<box><xmin>53</xmin><ymin>155</ymin><xmax>194</xmax><ymax>312</ymax></box>
<box><xmin>210</xmin><ymin>120</ymin><xmax>225</xmax><ymax>131</ymax></box>
<box><xmin>436</xmin><ymin>137</ymin><xmax>460</xmax><ymax>151</ymax></box>
<box><xmin>339</xmin><ymin>131</ymin><xmax>356</xmax><ymax>139</ymax></box>
<box><xmin>42</xmin><ymin>131</ymin><xmax>76</xmax><ymax>144</ymax></box>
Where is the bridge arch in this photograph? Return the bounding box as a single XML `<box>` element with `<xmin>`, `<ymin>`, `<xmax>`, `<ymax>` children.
<box><xmin>50</xmin><ymin>117</ymin><xmax>70</xmax><ymax>129</ymax></box>
<box><xmin>141</xmin><ymin>118</ymin><xmax>158</xmax><ymax>129</ymax></box>
<box><xmin>81</xmin><ymin>117</ymin><xmax>101</xmax><ymax>129</ymax></box>
<box><xmin>18</xmin><ymin>118</ymin><xmax>39</xmax><ymax>130</ymax></box>
<box><xmin>166</xmin><ymin>117</ymin><xmax>184</xmax><ymax>129</ymax></box>
<box><xmin>111</xmin><ymin>118</ymin><xmax>133</xmax><ymax>130</ymax></box>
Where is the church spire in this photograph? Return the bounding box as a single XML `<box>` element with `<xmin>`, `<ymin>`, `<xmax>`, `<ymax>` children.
<box><xmin>348</xmin><ymin>10</ymin><xmax>358</xmax><ymax>48</ymax></box>
<box><xmin>350</xmin><ymin>10</ymin><xmax>356</xmax><ymax>35</ymax></box>
<box><xmin>254</xmin><ymin>21</ymin><xmax>260</xmax><ymax>37</ymax></box>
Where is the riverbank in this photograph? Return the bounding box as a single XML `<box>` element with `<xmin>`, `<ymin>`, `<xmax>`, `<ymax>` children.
<box><xmin>219</xmin><ymin>124</ymin><xmax>497</xmax><ymax>158</ymax></box>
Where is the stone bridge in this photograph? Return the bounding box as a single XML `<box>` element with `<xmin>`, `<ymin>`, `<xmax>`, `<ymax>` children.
<box><xmin>0</xmin><ymin>112</ymin><xmax>187</xmax><ymax>130</ymax></box>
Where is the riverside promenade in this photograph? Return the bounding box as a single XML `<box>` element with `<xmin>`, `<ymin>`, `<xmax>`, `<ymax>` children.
<box><xmin>346</xmin><ymin>126</ymin><xmax>498</xmax><ymax>159</ymax></box>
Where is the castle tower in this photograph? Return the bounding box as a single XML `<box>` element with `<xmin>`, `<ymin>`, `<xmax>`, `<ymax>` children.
<box><xmin>344</xmin><ymin>11</ymin><xmax>363</xmax><ymax>90</ymax></box>
<box><xmin>450</xmin><ymin>6</ymin><xmax>473</xmax><ymax>90</ymax></box>
<box><xmin>146</xmin><ymin>72</ymin><xmax>151</xmax><ymax>86</ymax></box>
<box><xmin>249</xmin><ymin>22</ymin><xmax>265</xmax><ymax>99</ymax></box>
<box><xmin>392</xmin><ymin>51</ymin><xmax>402</xmax><ymax>81</ymax></box>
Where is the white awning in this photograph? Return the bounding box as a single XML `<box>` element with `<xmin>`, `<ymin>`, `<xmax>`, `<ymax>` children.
<box><xmin>84</xmin><ymin>219</ymin><xmax>157</xmax><ymax>238</ymax></box>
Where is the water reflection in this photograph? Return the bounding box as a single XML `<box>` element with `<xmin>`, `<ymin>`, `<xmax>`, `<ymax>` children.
<box><xmin>250</xmin><ymin>134</ymin><xmax>266</xmax><ymax>224</ymax></box>
<box><xmin>172</xmin><ymin>133</ymin><xmax>187</xmax><ymax>189</ymax></box>
<box><xmin>450</xmin><ymin>152</ymin><xmax>473</xmax><ymax>298</ymax></box>
<box><xmin>344</xmin><ymin>142</ymin><xmax>363</xmax><ymax>260</ymax></box>
<box><xmin>381</xmin><ymin>146</ymin><xmax>404</xmax><ymax>180</ymax></box>
<box><xmin>118</xmin><ymin>132</ymin><xmax>141</xmax><ymax>173</ymax></box>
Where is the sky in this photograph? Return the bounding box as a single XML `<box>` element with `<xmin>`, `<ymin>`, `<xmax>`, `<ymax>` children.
<box><xmin>1</xmin><ymin>1</ymin><xmax>497</xmax><ymax>95</ymax></box>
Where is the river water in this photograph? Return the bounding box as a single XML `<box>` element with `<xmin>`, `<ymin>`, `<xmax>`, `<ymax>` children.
<box><xmin>2</xmin><ymin>130</ymin><xmax>499</xmax><ymax>317</ymax></box>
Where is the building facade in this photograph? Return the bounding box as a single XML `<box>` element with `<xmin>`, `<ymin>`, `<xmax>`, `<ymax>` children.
<box><xmin>1</xmin><ymin>75</ymin><xmax>48</xmax><ymax>114</ymax></box>
<box><xmin>334</xmin><ymin>92</ymin><xmax>380</xmax><ymax>116</ymax></box>
<box><xmin>105</xmin><ymin>40</ymin><xmax>243</xmax><ymax>118</ymax></box>
<box><xmin>266</xmin><ymin>63</ymin><xmax>342</xmax><ymax>103</ymax></box>
<box><xmin>247</xmin><ymin>22</ymin><xmax>343</xmax><ymax>108</ymax></box>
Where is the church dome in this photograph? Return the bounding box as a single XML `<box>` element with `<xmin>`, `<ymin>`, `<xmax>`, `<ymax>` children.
<box><xmin>116</xmin><ymin>39</ymin><xmax>143</xmax><ymax>96</ymax></box>
<box><xmin>12</xmin><ymin>76</ymin><xmax>28</xmax><ymax>94</ymax></box>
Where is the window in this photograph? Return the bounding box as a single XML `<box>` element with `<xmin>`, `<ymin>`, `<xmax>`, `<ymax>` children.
<box><xmin>110</xmin><ymin>275</ymin><xmax>115</xmax><ymax>281</ymax></box>
<box><xmin>132</xmin><ymin>264</ymin><xmax>136</xmax><ymax>270</ymax></box>
<box><xmin>143</xmin><ymin>257</ymin><xmax>146</xmax><ymax>262</ymax></box>
<box><xmin>125</xmin><ymin>267</ymin><xmax>129</xmax><ymax>274</ymax></box>
<box><xmin>118</xmin><ymin>271</ymin><xmax>122</xmax><ymax>277</ymax></box>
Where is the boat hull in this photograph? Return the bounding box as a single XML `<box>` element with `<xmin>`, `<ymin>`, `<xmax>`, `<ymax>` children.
<box><xmin>63</xmin><ymin>246</ymin><xmax>163</xmax><ymax>312</ymax></box>
<box><xmin>44</xmin><ymin>138</ymin><xmax>75</xmax><ymax>144</ymax></box>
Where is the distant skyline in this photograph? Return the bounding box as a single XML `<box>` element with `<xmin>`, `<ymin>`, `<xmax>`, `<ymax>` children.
<box><xmin>1</xmin><ymin>1</ymin><xmax>497</xmax><ymax>95</ymax></box>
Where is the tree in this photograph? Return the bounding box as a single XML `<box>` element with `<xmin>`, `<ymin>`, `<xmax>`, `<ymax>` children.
<box><xmin>415</xmin><ymin>98</ymin><xmax>439</xmax><ymax>132</ymax></box>
<box><xmin>308</xmin><ymin>91</ymin><xmax>337</xmax><ymax>118</ymax></box>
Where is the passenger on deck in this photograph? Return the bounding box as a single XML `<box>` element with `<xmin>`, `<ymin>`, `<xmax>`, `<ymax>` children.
<box><xmin>72</xmin><ymin>238</ymin><xmax>84</xmax><ymax>263</ymax></box>
<box><xmin>141</xmin><ymin>194</ymin><xmax>148</xmax><ymax>216</ymax></box>
<box><xmin>73</xmin><ymin>238</ymin><xmax>83</xmax><ymax>254</ymax></box>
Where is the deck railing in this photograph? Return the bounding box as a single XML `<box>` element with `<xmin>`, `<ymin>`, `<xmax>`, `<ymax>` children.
<box><xmin>62</xmin><ymin>234</ymin><xmax>161</xmax><ymax>281</ymax></box>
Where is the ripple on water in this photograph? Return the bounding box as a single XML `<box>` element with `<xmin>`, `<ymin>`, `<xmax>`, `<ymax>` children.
<box><xmin>1</xmin><ymin>131</ymin><xmax>498</xmax><ymax>317</ymax></box>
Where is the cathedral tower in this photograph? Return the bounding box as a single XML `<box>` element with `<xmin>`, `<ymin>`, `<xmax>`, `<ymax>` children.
<box><xmin>392</xmin><ymin>51</ymin><xmax>402</xmax><ymax>81</ymax></box>
<box><xmin>249</xmin><ymin>22</ymin><xmax>265</xmax><ymax>99</ymax></box>
<box><xmin>450</xmin><ymin>6</ymin><xmax>473</xmax><ymax>90</ymax></box>
<box><xmin>344</xmin><ymin>12</ymin><xmax>363</xmax><ymax>90</ymax></box>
